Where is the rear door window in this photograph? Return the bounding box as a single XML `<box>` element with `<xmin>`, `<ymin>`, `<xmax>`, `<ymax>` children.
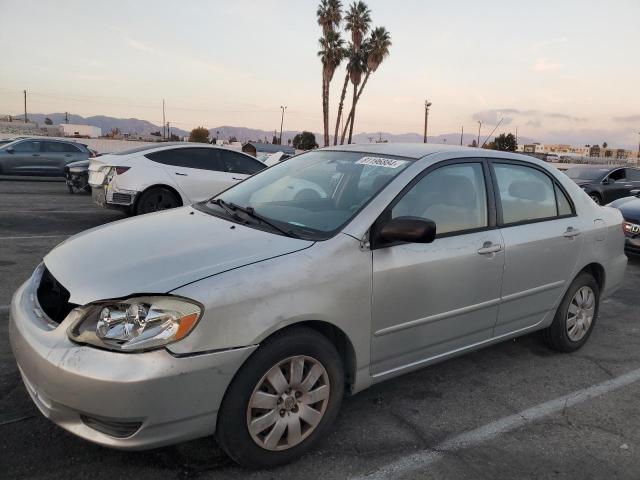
<box><xmin>147</xmin><ymin>148</ymin><xmax>223</xmax><ymax>171</ymax></box>
<box><xmin>220</xmin><ymin>151</ymin><xmax>265</xmax><ymax>175</ymax></box>
<box><xmin>43</xmin><ymin>142</ymin><xmax>80</xmax><ymax>153</ymax></box>
<box><xmin>493</xmin><ymin>163</ymin><xmax>562</xmax><ymax>224</ymax></box>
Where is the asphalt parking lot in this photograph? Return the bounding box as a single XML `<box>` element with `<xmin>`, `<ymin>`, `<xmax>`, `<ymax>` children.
<box><xmin>1</xmin><ymin>178</ymin><xmax>640</xmax><ymax>479</ymax></box>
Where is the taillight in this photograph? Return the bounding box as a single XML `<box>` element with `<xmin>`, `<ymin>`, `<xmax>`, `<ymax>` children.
<box><xmin>114</xmin><ymin>166</ymin><xmax>130</xmax><ymax>175</ymax></box>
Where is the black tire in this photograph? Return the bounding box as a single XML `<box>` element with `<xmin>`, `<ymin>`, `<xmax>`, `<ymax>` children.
<box><xmin>135</xmin><ymin>187</ymin><xmax>181</xmax><ymax>215</ymax></box>
<box><xmin>216</xmin><ymin>327</ymin><xmax>345</xmax><ymax>468</ymax></box>
<box><xmin>542</xmin><ymin>272</ymin><xmax>600</xmax><ymax>352</ymax></box>
<box><xmin>589</xmin><ymin>193</ymin><xmax>602</xmax><ymax>205</ymax></box>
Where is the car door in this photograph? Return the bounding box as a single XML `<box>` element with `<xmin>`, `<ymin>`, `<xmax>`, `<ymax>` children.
<box><xmin>370</xmin><ymin>160</ymin><xmax>505</xmax><ymax>377</ymax></box>
<box><xmin>491</xmin><ymin>160</ymin><xmax>584</xmax><ymax>336</ymax></box>
<box><xmin>154</xmin><ymin>148</ymin><xmax>231</xmax><ymax>202</ymax></box>
<box><xmin>40</xmin><ymin>141</ymin><xmax>73</xmax><ymax>175</ymax></box>
<box><xmin>627</xmin><ymin>168</ymin><xmax>640</xmax><ymax>192</ymax></box>
<box><xmin>602</xmin><ymin>168</ymin><xmax>632</xmax><ymax>203</ymax></box>
<box><xmin>4</xmin><ymin>140</ymin><xmax>42</xmax><ymax>174</ymax></box>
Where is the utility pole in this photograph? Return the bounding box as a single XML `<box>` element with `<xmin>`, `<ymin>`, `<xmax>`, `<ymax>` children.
<box><xmin>162</xmin><ymin>99</ymin><xmax>166</xmax><ymax>140</ymax></box>
<box><xmin>23</xmin><ymin>90</ymin><xmax>27</xmax><ymax>123</ymax></box>
<box><xmin>460</xmin><ymin>125</ymin><xmax>464</xmax><ymax>146</ymax></box>
<box><xmin>637</xmin><ymin>132</ymin><xmax>640</xmax><ymax>164</ymax></box>
<box><xmin>423</xmin><ymin>99</ymin><xmax>432</xmax><ymax>143</ymax></box>
<box><xmin>477</xmin><ymin>121</ymin><xmax>482</xmax><ymax>147</ymax></box>
<box><xmin>65</xmin><ymin>112</ymin><xmax>69</xmax><ymax>124</ymax></box>
<box><xmin>515</xmin><ymin>126</ymin><xmax>519</xmax><ymax>145</ymax></box>
<box><xmin>166</xmin><ymin>122</ymin><xmax>170</xmax><ymax>140</ymax></box>
<box><xmin>279</xmin><ymin>105</ymin><xmax>287</xmax><ymax>145</ymax></box>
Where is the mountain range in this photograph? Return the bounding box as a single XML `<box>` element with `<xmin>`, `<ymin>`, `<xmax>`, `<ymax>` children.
<box><xmin>7</xmin><ymin>113</ymin><xmax>533</xmax><ymax>146</ymax></box>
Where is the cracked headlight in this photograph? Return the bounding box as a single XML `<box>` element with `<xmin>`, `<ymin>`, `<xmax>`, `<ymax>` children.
<box><xmin>68</xmin><ymin>296</ymin><xmax>202</xmax><ymax>352</ymax></box>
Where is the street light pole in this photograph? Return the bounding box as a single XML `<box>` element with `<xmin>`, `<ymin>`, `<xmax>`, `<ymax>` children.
<box><xmin>477</xmin><ymin>121</ymin><xmax>482</xmax><ymax>147</ymax></box>
<box><xmin>423</xmin><ymin>100</ymin><xmax>432</xmax><ymax>143</ymax></box>
<box><xmin>279</xmin><ymin>106</ymin><xmax>287</xmax><ymax>145</ymax></box>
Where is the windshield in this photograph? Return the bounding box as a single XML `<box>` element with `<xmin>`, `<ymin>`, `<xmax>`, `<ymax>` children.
<box><xmin>204</xmin><ymin>150</ymin><xmax>413</xmax><ymax>240</ymax></box>
<box><xmin>565</xmin><ymin>167</ymin><xmax>609</xmax><ymax>180</ymax></box>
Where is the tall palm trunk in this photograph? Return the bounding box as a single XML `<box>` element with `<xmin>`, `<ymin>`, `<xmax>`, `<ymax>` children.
<box><xmin>344</xmin><ymin>83</ymin><xmax>357</xmax><ymax>144</ymax></box>
<box><xmin>322</xmin><ymin>78</ymin><xmax>329</xmax><ymax>147</ymax></box>
<box><xmin>342</xmin><ymin>70</ymin><xmax>370</xmax><ymax>144</ymax></box>
<box><xmin>333</xmin><ymin>72</ymin><xmax>350</xmax><ymax>145</ymax></box>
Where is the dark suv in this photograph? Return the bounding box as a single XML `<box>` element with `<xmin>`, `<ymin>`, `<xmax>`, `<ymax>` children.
<box><xmin>565</xmin><ymin>165</ymin><xmax>640</xmax><ymax>204</ymax></box>
<box><xmin>0</xmin><ymin>138</ymin><xmax>93</xmax><ymax>176</ymax></box>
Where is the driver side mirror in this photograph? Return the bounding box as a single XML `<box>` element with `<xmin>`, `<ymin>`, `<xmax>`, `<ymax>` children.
<box><xmin>377</xmin><ymin>217</ymin><xmax>437</xmax><ymax>244</ymax></box>
<box><xmin>602</xmin><ymin>177</ymin><xmax>612</xmax><ymax>185</ymax></box>
<box><xmin>632</xmin><ymin>189</ymin><xmax>640</xmax><ymax>198</ymax></box>
<box><xmin>6</xmin><ymin>147</ymin><xmax>14</xmax><ymax>154</ymax></box>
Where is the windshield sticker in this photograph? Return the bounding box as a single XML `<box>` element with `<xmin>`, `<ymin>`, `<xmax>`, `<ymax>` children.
<box><xmin>356</xmin><ymin>157</ymin><xmax>407</xmax><ymax>169</ymax></box>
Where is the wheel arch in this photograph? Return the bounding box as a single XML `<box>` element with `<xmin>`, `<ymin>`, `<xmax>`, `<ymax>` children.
<box><xmin>577</xmin><ymin>262</ymin><xmax>606</xmax><ymax>292</ymax></box>
<box><xmin>247</xmin><ymin>320</ymin><xmax>358</xmax><ymax>394</ymax></box>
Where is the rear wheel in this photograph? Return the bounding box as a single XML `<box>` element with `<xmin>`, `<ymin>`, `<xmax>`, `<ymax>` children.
<box><xmin>135</xmin><ymin>187</ymin><xmax>181</xmax><ymax>215</ymax></box>
<box><xmin>216</xmin><ymin>327</ymin><xmax>344</xmax><ymax>468</ymax></box>
<box><xmin>542</xmin><ymin>272</ymin><xmax>599</xmax><ymax>352</ymax></box>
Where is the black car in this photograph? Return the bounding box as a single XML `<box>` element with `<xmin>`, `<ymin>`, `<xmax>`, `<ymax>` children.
<box><xmin>565</xmin><ymin>165</ymin><xmax>640</xmax><ymax>205</ymax></box>
<box><xmin>0</xmin><ymin>138</ymin><xmax>94</xmax><ymax>176</ymax></box>
<box><xmin>609</xmin><ymin>190</ymin><xmax>640</xmax><ymax>254</ymax></box>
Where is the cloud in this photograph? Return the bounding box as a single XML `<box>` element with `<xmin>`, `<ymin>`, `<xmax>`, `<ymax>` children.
<box><xmin>526</xmin><ymin>119</ymin><xmax>542</xmax><ymax>128</ymax></box>
<box><xmin>471</xmin><ymin>108</ymin><xmax>586</xmax><ymax>125</ymax></box>
<box><xmin>471</xmin><ymin>110</ymin><xmax>513</xmax><ymax>126</ymax></box>
<box><xmin>126</xmin><ymin>37</ymin><xmax>158</xmax><ymax>55</ymax></box>
<box><xmin>612</xmin><ymin>114</ymin><xmax>640</xmax><ymax>123</ymax></box>
<box><xmin>533</xmin><ymin>58</ymin><xmax>563</xmax><ymax>72</ymax></box>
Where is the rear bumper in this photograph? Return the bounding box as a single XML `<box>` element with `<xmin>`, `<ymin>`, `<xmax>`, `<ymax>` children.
<box><xmin>92</xmin><ymin>185</ymin><xmax>138</xmax><ymax>209</ymax></box>
<box><xmin>9</xmin><ymin>276</ymin><xmax>256</xmax><ymax>450</ymax></box>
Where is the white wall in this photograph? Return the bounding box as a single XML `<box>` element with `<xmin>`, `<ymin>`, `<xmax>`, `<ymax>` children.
<box><xmin>0</xmin><ymin>133</ymin><xmax>157</xmax><ymax>153</ymax></box>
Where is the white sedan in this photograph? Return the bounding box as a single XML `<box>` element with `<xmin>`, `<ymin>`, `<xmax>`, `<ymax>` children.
<box><xmin>88</xmin><ymin>143</ymin><xmax>266</xmax><ymax>215</ymax></box>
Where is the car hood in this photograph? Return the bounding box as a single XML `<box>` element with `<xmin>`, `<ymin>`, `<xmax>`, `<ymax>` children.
<box><xmin>44</xmin><ymin>206</ymin><xmax>314</xmax><ymax>304</ymax></box>
<box><xmin>609</xmin><ymin>196</ymin><xmax>640</xmax><ymax>223</ymax></box>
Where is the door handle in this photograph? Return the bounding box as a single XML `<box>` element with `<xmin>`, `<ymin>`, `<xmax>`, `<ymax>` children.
<box><xmin>32</xmin><ymin>154</ymin><xmax>40</xmax><ymax>157</ymax></box>
<box><xmin>477</xmin><ymin>242</ymin><xmax>502</xmax><ymax>255</ymax></box>
<box><xmin>563</xmin><ymin>227</ymin><xmax>581</xmax><ymax>238</ymax></box>
<box><xmin>64</xmin><ymin>154</ymin><xmax>72</xmax><ymax>157</ymax></box>
<box><xmin>232</xmin><ymin>177</ymin><xmax>243</xmax><ymax>181</ymax></box>
<box><xmin>175</xmin><ymin>172</ymin><xmax>188</xmax><ymax>176</ymax></box>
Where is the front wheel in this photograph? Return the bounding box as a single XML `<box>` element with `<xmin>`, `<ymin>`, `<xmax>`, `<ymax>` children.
<box><xmin>542</xmin><ymin>272</ymin><xmax>600</xmax><ymax>352</ymax></box>
<box><xmin>216</xmin><ymin>327</ymin><xmax>344</xmax><ymax>468</ymax></box>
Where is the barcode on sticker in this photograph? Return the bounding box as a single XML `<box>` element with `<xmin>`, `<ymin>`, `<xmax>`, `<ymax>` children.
<box><xmin>356</xmin><ymin>157</ymin><xmax>407</xmax><ymax>168</ymax></box>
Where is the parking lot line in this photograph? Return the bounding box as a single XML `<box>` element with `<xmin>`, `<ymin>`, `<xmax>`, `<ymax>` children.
<box><xmin>0</xmin><ymin>234</ymin><xmax>71</xmax><ymax>241</ymax></box>
<box><xmin>354</xmin><ymin>367</ymin><xmax>640</xmax><ymax>480</ymax></box>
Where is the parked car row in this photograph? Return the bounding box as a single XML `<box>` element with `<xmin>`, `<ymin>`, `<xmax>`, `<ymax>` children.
<box><xmin>87</xmin><ymin>143</ymin><xmax>268</xmax><ymax>214</ymax></box>
<box><xmin>10</xmin><ymin>144</ymin><xmax>627</xmax><ymax>468</ymax></box>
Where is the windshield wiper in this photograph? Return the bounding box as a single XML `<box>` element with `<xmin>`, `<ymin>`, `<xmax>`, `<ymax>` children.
<box><xmin>210</xmin><ymin>198</ymin><xmax>246</xmax><ymax>223</ymax></box>
<box><xmin>222</xmin><ymin>200</ymin><xmax>300</xmax><ymax>239</ymax></box>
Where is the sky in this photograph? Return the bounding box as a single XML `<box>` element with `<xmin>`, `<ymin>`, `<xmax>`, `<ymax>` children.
<box><xmin>1</xmin><ymin>0</ymin><xmax>639</xmax><ymax>148</ymax></box>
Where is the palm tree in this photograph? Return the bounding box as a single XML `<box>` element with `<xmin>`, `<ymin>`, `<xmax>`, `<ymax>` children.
<box><xmin>339</xmin><ymin>49</ymin><xmax>367</xmax><ymax>144</ymax></box>
<box><xmin>317</xmin><ymin>0</ymin><xmax>342</xmax><ymax>36</ymax></box>
<box><xmin>317</xmin><ymin>0</ymin><xmax>343</xmax><ymax>146</ymax></box>
<box><xmin>334</xmin><ymin>1</ymin><xmax>371</xmax><ymax>145</ymax></box>
<box><xmin>318</xmin><ymin>31</ymin><xmax>346</xmax><ymax>147</ymax></box>
<box><xmin>342</xmin><ymin>26</ymin><xmax>391</xmax><ymax>144</ymax></box>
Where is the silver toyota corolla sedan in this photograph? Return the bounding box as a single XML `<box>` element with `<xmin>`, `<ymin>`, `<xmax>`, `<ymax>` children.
<box><xmin>10</xmin><ymin>144</ymin><xmax>627</xmax><ymax>467</ymax></box>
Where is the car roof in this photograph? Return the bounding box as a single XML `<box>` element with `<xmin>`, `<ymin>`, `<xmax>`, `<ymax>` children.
<box><xmin>322</xmin><ymin>142</ymin><xmax>545</xmax><ymax>161</ymax></box>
